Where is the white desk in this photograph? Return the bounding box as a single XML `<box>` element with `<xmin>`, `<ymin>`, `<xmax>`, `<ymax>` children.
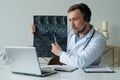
<box><xmin>0</xmin><ymin>64</ymin><xmax>120</xmax><ymax>80</ymax></box>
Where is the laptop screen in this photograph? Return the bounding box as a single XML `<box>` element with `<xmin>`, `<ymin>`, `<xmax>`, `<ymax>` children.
<box><xmin>6</xmin><ymin>46</ymin><xmax>42</xmax><ymax>75</ymax></box>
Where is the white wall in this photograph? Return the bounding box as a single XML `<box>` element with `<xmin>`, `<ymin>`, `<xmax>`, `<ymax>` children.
<box><xmin>0</xmin><ymin>0</ymin><xmax>120</xmax><ymax>51</ymax></box>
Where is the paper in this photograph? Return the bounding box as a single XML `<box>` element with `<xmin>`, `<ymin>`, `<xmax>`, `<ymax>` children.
<box><xmin>83</xmin><ymin>66</ymin><xmax>115</xmax><ymax>73</ymax></box>
<box><xmin>42</xmin><ymin>65</ymin><xmax>78</xmax><ymax>72</ymax></box>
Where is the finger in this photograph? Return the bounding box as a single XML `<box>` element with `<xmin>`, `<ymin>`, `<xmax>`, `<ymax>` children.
<box><xmin>51</xmin><ymin>49</ymin><xmax>55</xmax><ymax>54</ymax></box>
<box><xmin>31</xmin><ymin>24</ymin><xmax>36</xmax><ymax>33</ymax></box>
<box><xmin>55</xmin><ymin>42</ymin><xmax>57</xmax><ymax>44</ymax></box>
<box><xmin>55</xmin><ymin>42</ymin><xmax>60</xmax><ymax>47</ymax></box>
<box><xmin>55</xmin><ymin>42</ymin><xmax>58</xmax><ymax>46</ymax></box>
<box><xmin>51</xmin><ymin>43</ymin><xmax>55</xmax><ymax>46</ymax></box>
<box><xmin>51</xmin><ymin>50</ymin><xmax>53</xmax><ymax>53</ymax></box>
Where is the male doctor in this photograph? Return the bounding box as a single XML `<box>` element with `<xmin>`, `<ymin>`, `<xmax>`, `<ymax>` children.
<box><xmin>51</xmin><ymin>3</ymin><xmax>106</xmax><ymax>68</ymax></box>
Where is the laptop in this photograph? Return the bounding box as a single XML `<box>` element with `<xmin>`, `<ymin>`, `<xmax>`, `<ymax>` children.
<box><xmin>5</xmin><ymin>46</ymin><xmax>57</xmax><ymax>77</ymax></box>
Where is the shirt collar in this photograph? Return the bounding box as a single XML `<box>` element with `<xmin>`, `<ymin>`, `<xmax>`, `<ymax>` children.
<box><xmin>85</xmin><ymin>26</ymin><xmax>95</xmax><ymax>39</ymax></box>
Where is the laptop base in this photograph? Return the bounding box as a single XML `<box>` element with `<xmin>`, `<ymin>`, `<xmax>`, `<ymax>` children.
<box><xmin>12</xmin><ymin>71</ymin><xmax>57</xmax><ymax>77</ymax></box>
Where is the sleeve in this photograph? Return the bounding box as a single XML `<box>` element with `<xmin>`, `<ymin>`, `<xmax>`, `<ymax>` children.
<box><xmin>60</xmin><ymin>33</ymin><xmax>106</xmax><ymax>68</ymax></box>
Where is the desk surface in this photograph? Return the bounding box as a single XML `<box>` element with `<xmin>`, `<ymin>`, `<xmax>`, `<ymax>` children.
<box><xmin>0</xmin><ymin>64</ymin><xmax>120</xmax><ymax>80</ymax></box>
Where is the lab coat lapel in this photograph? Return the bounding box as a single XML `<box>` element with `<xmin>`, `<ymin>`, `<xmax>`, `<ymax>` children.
<box><xmin>68</xmin><ymin>34</ymin><xmax>76</xmax><ymax>51</ymax></box>
<box><xmin>69</xmin><ymin>34</ymin><xmax>86</xmax><ymax>51</ymax></box>
<box><xmin>72</xmin><ymin>28</ymin><xmax>95</xmax><ymax>50</ymax></box>
<box><xmin>72</xmin><ymin>37</ymin><xmax>87</xmax><ymax>50</ymax></box>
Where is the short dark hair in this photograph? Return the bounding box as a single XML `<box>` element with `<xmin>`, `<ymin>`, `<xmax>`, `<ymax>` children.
<box><xmin>67</xmin><ymin>3</ymin><xmax>91</xmax><ymax>22</ymax></box>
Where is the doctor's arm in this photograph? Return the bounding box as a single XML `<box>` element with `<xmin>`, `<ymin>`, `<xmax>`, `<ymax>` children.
<box><xmin>59</xmin><ymin>36</ymin><xmax>106</xmax><ymax>68</ymax></box>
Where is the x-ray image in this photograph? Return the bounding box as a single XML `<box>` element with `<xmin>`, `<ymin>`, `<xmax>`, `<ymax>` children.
<box><xmin>33</xmin><ymin>16</ymin><xmax>67</xmax><ymax>57</ymax></box>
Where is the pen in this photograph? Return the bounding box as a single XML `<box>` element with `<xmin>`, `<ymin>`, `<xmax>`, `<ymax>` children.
<box><xmin>53</xmin><ymin>32</ymin><xmax>57</xmax><ymax>43</ymax></box>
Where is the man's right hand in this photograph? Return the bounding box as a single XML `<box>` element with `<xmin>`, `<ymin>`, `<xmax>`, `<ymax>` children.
<box><xmin>31</xmin><ymin>24</ymin><xmax>36</xmax><ymax>33</ymax></box>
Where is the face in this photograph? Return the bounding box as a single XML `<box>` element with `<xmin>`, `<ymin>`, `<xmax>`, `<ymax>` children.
<box><xmin>68</xmin><ymin>9</ymin><xmax>85</xmax><ymax>34</ymax></box>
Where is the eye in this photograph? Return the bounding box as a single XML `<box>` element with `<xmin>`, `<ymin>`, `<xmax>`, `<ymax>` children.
<box><xmin>74</xmin><ymin>18</ymin><xmax>79</xmax><ymax>21</ymax></box>
<box><xmin>68</xmin><ymin>19</ymin><xmax>72</xmax><ymax>22</ymax></box>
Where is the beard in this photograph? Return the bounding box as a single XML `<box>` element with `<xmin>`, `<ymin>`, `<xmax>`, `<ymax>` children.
<box><xmin>76</xmin><ymin>25</ymin><xmax>86</xmax><ymax>34</ymax></box>
<box><xmin>73</xmin><ymin>23</ymin><xmax>86</xmax><ymax>35</ymax></box>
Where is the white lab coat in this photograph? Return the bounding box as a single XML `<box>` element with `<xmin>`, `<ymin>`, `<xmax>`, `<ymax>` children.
<box><xmin>60</xmin><ymin>27</ymin><xmax>106</xmax><ymax>68</ymax></box>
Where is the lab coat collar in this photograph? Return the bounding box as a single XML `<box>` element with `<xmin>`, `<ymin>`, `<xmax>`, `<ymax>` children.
<box><xmin>71</xmin><ymin>26</ymin><xmax>95</xmax><ymax>50</ymax></box>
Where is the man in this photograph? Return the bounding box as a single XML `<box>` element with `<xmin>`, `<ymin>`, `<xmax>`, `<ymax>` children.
<box><xmin>51</xmin><ymin>3</ymin><xmax>106</xmax><ymax>68</ymax></box>
<box><xmin>32</xmin><ymin>3</ymin><xmax>106</xmax><ymax>68</ymax></box>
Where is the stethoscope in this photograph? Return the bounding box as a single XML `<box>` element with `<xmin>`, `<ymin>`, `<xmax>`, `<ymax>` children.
<box><xmin>68</xmin><ymin>29</ymin><xmax>95</xmax><ymax>51</ymax></box>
